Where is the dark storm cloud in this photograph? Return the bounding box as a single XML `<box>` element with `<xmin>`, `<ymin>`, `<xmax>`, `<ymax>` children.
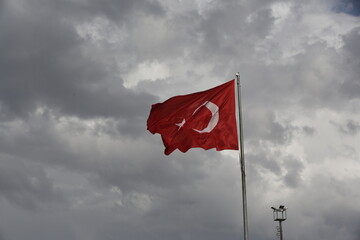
<box><xmin>0</xmin><ymin>0</ymin><xmax>156</xmax><ymax>121</ymax></box>
<box><xmin>302</xmin><ymin>126</ymin><xmax>315</xmax><ymax>136</ymax></box>
<box><xmin>334</xmin><ymin>0</ymin><xmax>360</xmax><ymax>16</ymax></box>
<box><xmin>191</xmin><ymin>2</ymin><xmax>275</xmax><ymax>70</ymax></box>
<box><xmin>246</xmin><ymin>148</ymin><xmax>304</xmax><ymax>189</ymax></box>
<box><xmin>247</xmin><ymin>149</ymin><xmax>282</xmax><ymax>175</ymax></box>
<box><xmin>31</xmin><ymin>0</ymin><xmax>164</xmax><ymax>21</ymax></box>
<box><xmin>0</xmin><ymin>155</ymin><xmax>65</xmax><ymax>210</ymax></box>
<box><xmin>333</xmin><ymin>119</ymin><xmax>360</xmax><ymax>135</ymax></box>
<box><xmin>286</xmin><ymin>173</ymin><xmax>360</xmax><ymax>240</ymax></box>
<box><xmin>92</xmin><ymin>148</ymin><xmax>210</xmax><ymax>193</ymax></box>
<box><xmin>0</xmin><ymin>0</ymin><xmax>359</xmax><ymax>239</ymax></box>
<box><xmin>0</xmin><ymin>109</ymin><xmax>207</xmax><ymax>194</ymax></box>
<box><xmin>244</xmin><ymin>108</ymin><xmax>294</xmax><ymax>144</ymax></box>
<box><xmin>85</xmin><ymin>0</ymin><xmax>165</xmax><ymax>20</ymax></box>
<box><xmin>340</xmin><ymin>27</ymin><xmax>360</xmax><ymax>99</ymax></box>
<box><xmin>323</xmin><ymin>207</ymin><xmax>360</xmax><ymax>236</ymax></box>
<box><xmin>283</xmin><ymin>156</ymin><xmax>304</xmax><ymax>188</ymax></box>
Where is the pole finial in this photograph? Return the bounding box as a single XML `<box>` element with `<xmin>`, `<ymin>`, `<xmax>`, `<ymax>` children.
<box><xmin>236</xmin><ymin>72</ymin><xmax>240</xmax><ymax>77</ymax></box>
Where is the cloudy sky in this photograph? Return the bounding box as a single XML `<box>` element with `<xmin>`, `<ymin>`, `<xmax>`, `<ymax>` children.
<box><xmin>0</xmin><ymin>0</ymin><xmax>360</xmax><ymax>239</ymax></box>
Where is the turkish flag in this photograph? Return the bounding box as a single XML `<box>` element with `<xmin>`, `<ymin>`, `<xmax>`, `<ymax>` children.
<box><xmin>147</xmin><ymin>80</ymin><xmax>239</xmax><ymax>155</ymax></box>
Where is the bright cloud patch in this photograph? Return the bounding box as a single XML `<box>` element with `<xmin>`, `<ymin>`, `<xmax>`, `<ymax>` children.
<box><xmin>123</xmin><ymin>61</ymin><xmax>170</xmax><ymax>88</ymax></box>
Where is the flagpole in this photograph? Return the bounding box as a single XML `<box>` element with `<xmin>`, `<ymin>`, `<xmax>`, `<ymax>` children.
<box><xmin>236</xmin><ymin>72</ymin><xmax>248</xmax><ymax>240</ymax></box>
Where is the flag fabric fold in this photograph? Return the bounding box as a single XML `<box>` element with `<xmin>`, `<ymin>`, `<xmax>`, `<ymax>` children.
<box><xmin>147</xmin><ymin>80</ymin><xmax>239</xmax><ymax>155</ymax></box>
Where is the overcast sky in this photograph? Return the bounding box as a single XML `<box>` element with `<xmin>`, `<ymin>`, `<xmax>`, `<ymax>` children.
<box><xmin>0</xmin><ymin>0</ymin><xmax>360</xmax><ymax>239</ymax></box>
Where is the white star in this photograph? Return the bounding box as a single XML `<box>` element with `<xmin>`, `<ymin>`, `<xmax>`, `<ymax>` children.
<box><xmin>175</xmin><ymin>118</ymin><xmax>186</xmax><ymax>130</ymax></box>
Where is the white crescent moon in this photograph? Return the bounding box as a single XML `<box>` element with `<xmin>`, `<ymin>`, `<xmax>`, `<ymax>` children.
<box><xmin>192</xmin><ymin>101</ymin><xmax>219</xmax><ymax>133</ymax></box>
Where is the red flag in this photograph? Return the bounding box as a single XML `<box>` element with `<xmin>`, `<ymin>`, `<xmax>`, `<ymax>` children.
<box><xmin>147</xmin><ymin>80</ymin><xmax>239</xmax><ymax>155</ymax></box>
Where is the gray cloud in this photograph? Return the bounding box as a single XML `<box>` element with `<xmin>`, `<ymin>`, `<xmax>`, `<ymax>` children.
<box><xmin>333</xmin><ymin>119</ymin><xmax>360</xmax><ymax>135</ymax></box>
<box><xmin>0</xmin><ymin>0</ymin><xmax>155</xmax><ymax>121</ymax></box>
<box><xmin>340</xmin><ymin>27</ymin><xmax>360</xmax><ymax>99</ymax></box>
<box><xmin>0</xmin><ymin>0</ymin><xmax>360</xmax><ymax>239</ymax></box>
<box><xmin>0</xmin><ymin>155</ymin><xmax>65</xmax><ymax>210</ymax></box>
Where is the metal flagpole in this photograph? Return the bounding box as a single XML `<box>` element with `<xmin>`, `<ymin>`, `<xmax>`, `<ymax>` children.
<box><xmin>236</xmin><ymin>72</ymin><xmax>248</xmax><ymax>240</ymax></box>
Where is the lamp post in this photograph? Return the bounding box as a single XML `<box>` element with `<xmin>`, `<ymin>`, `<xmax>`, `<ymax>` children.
<box><xmin>271</xmin><ymin>205</ymin><xmax>287</xmax><ymax>240</ymax></box>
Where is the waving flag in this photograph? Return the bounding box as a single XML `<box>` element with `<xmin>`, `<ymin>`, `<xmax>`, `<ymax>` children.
<box><xmin>147</xmin><ymin>80</ymin><xmax>239</xmax><ymax>155</ymax></box>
